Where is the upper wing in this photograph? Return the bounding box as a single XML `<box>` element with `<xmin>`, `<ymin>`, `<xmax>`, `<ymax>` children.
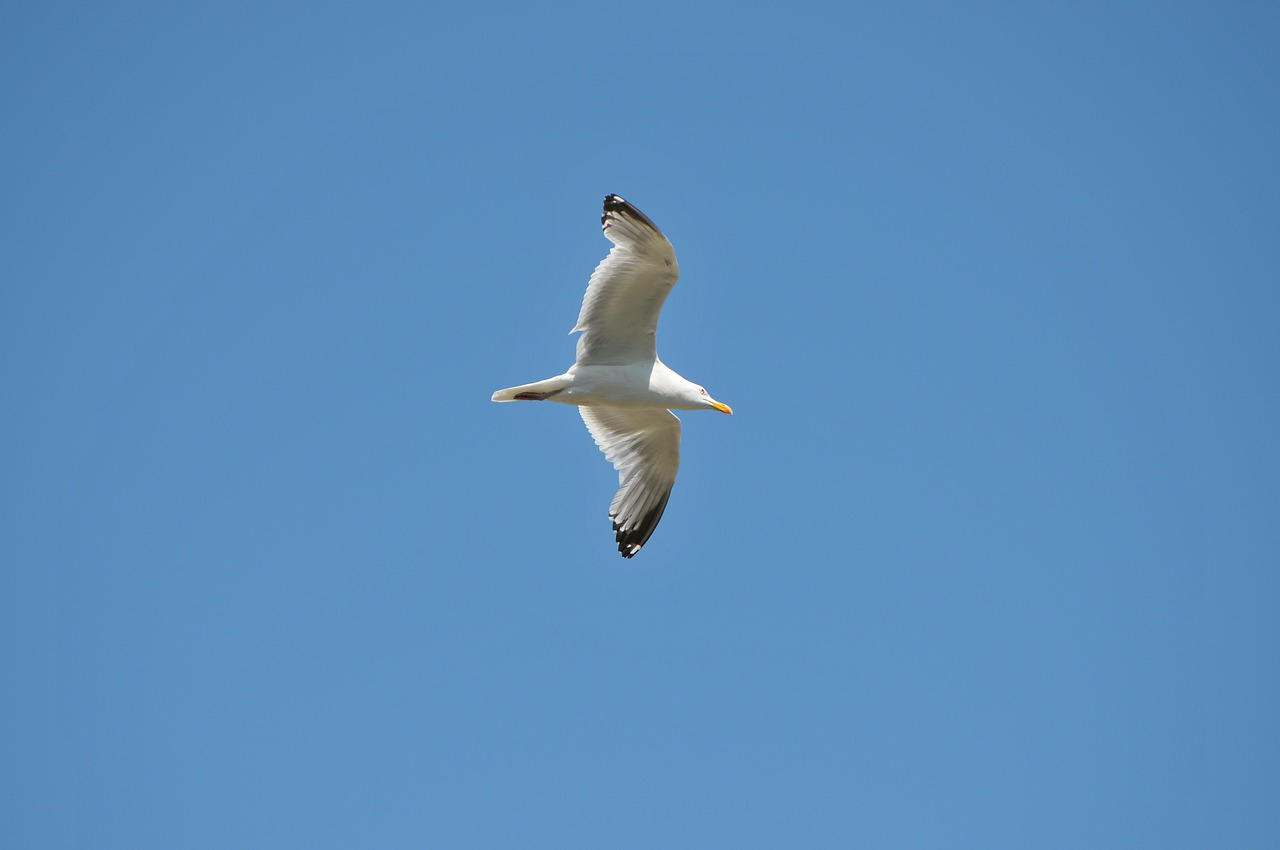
<box><xmin>572</xmin><ymin>195</ymin><xmax>679</xmax><ymax>366</ymax></box>
<box><xmin>579</xmin><ymin>405</ymin><xmax>682</xmax><ymax>558</ymax></box>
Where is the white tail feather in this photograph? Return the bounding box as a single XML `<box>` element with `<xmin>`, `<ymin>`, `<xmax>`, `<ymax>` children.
<box><xmin>491</xmin><ymin>375</ymin><xmax>571</xmax><ymax>402</ymax></box>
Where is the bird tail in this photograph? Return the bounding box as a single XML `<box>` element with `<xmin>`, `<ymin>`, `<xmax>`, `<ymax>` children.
<box><xmin>491</xmin><ymin>375</ymin><xmax>572</xmax><ymax>402</ymax></box>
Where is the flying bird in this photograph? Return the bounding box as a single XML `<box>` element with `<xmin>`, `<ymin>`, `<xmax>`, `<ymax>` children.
<box><xmin>492</xmin><ymin>194</ymin><xmax>732</xmax><ymax>558</ymax></box>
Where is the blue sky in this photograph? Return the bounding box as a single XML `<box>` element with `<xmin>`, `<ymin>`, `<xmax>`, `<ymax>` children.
<box><xmin>3</xmin><ymin>1</ymin><xmax>1278</xmax><ymax>847</ymax></box>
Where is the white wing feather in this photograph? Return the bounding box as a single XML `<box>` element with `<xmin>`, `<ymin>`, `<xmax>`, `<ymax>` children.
<box><xmin>579</xmin><ymin>405</ymin><xmax>681</xmax><ymax>558</ymax></box>
<box><xmin>572</xmin><ymin>195</ymin><xmax>679</xmax><ymax>366</ymax></box>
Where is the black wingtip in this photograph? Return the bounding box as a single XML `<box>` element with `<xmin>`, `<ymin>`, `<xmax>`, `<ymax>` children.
<box><xmin>601</xmin><ymin>193</ymin><xmax>661</xmax><ymax>233</ymax></box>
<box><xmin>611</xmin><ymin>490</ymin><xmax>673</xmax><ymax>559</ymax></box>
<box><xmin>601</xmin><ymin>193</ymin><xmax>628</xmax><ymax>228</ymax></box>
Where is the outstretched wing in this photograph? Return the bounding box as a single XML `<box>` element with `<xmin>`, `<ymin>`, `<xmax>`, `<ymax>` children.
<box><xmin>572</xmin><ymin>195</ymin><xmax>679</xmax><ymax>366</ymax></box>
<box><xmin>579</xmin><ymin>405</ymin><xmax>681</xmax><ymax>558</ymax></box>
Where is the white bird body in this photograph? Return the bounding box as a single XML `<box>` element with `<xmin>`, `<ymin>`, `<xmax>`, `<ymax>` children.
<box><xmin>491</xmin><ymin>195</ymin><xmax>731</xmax><ymax>558</ymax></box>
<box><xmin>493</xmin><ymin>360</ymin><xmax>712</xmax><ymax>410</ymax></box>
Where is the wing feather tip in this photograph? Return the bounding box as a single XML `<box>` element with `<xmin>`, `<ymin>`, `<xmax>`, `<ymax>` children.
<box><xmin>609</xmin><ymin>488</ymin><xmax>673</xmax><ymax>559</ymax></box>
<box><xmin>601</xmin><ymin>193</ymin><xmax>663</xmax><ymax>236</ymax></box>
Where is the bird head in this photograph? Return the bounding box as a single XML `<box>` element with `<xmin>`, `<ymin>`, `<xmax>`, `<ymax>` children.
<box><xmin>695</xmin><ymin>385</ymin><xmax>733</xmax><ymax>415</ymax></box>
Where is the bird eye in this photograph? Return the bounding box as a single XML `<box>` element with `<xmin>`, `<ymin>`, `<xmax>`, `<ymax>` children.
<box><xmin>699</xmin><ymin>388</ymin><xmax>707</xmax><ymax>395</ymax></box>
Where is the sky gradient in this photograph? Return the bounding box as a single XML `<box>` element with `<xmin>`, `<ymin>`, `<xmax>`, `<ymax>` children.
<box><xmin>3</xmin><ymin>2</ymin><xmax>1278</xmax><ymax>847</ymax></box>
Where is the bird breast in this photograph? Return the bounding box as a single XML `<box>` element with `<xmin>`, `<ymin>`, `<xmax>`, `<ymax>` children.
<box><xmin>567</xmin><ymin>363</ymin><xmax>688</xmax><ymax>408</ymax></box>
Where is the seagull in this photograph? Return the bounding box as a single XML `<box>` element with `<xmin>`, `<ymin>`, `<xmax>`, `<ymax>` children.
<box><xmin>492</xmin><ymin>194</ymin><xmax>732</xmax><ymax>558</ymax></box>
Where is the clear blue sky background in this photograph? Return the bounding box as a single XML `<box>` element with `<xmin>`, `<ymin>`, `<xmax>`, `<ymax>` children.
<box><xmin>3</xmin><ymin>2</ymin><xmax>1278</xmax><ymax>847</ymax></box>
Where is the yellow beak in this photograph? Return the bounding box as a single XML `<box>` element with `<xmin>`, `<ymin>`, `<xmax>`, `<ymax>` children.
<box><xmin>711</xmin><ymin>401</ymin><xmax>733</xmax><ymax>415</ymax></box>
